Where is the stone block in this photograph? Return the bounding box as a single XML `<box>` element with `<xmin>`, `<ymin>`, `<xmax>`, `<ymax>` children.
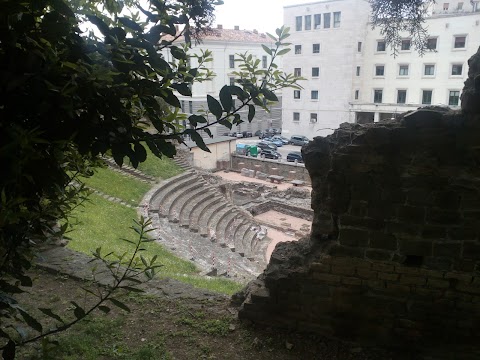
<box><xmin>342</xmin><ymin>276</ymin><xmax>363</xmax><ymax>286</ymax></box>
<box><xmin>396</xmin><ymin>205</ymin><xmax>426</xmax><ymax>224</ymax></box>
<box><xmin>445</xmin><ymin>272</ymin><xmax>473</xmax><ymax>284</ymax></box>
<box><xmin>433</xmin><ymin>242</ymin><xmax>462</xmax><ymax>258</ymax></box>
<box><xmin>462</xmin><ymin>241</ymin><xmax>480</xmax><ymax>259</ymax></box>
<box><xmin>240</xmin><ymin>168</ymin><xmax>249</xmax><ymax>176</ymax></box>
<box><xmin>395</xmin><ymin>266</ymin><xmax>421</xmax><ymax>275</ymax></box>
<box><xmin>312</xmin><ymin>273</ymin><xmax>341</xmax><ymax>284</ymax></box>
<box><xmin>370</xmin><ymin>232</ymin><xmax>398</xmax><ymax>250</ymax></box>
<box><xmin>426</xmin><ymin>209</ymin><xmax>461</xmax><ymax>225</ymax></box>
<box><xmin>327</xmin><ymin>244</ymin><xmax>365</xmax><ymax>258</ymax></box>
<box><xmin>310</xmin><ymin>262</ymin><xmax>331</xmax><ymax>273</ymax></box>
<box><xmin>339</xmin><ymin>215</ymin><xmax>384</xmax><ymax>230</ymax></box>
<box><xmin>338</xmin><ymin>228</ymin><xmax>369</xmax><ymax>247</ymax></box>
<box><xmin>366</xmin><ymin>279</ymin><xmax>386</xmax><ymax>290</ymax></box>
<box><xmin>399</xmin><ymin>238</ymin><xmax>433</xmax><ymax>256</ymax></box>
<box><xmin>378</xmin><ymin>272</ymin><xmax>399</xmax><ymax>281</ymax></box>
<box><xmin>371</xmin><ymin>263</ymin><xmax>395</xmax><ymax>272</ymax></box>
<box><xmin>427</xmin><ymin>278</ymin><xmax>450</xmax><ymax>289</ymax></box>
<box><xmin>248</xmin><ymin>169</ymin><xmax>255</xmax><ymax>177</ymax></box>
<box><xmin>423</xmin><ymin>256</ymin><xmax>453</xmax><ymax>271</ymax></box>
<box><xmin>348</xmin><ymin>200</ymin><xmax>368</xmax><ymax>217</ymax></box>
<box><xmin>301</xmin><ymin>283</ymin><xmax>331</xmax><ymax>297</ymax></box>
<box><xmin>384</xmin><ymin>282</ymin><xmax>412</xmax><ymax>294</ymax></box>
<box><xmin>386</xmin><ymin>221</ymin><xmax>420</xmax><ymax>236</ymax></box>
<box><xmin>356</xmin><ymin>268</ymin><xmax>377</xmax><ymax>279</ymax></box>
<box><xmin>405</xmin><ymin>188</ymin><xmax>433</xmax><ymax>206</ymax></box>
<box><xmin>255</xmin><ymin>171</ymin><xmax>268</xmax><ymax>180</ymax></box>
<box><xmin>331</xmin><ymin>265</ymin><xmax>355</xmax><ymax>276</ymax></box>
<box><xmin>399</xmin><ymin>275</ymin><xmax>427</xmax><ymax>286</ymax></box>
<box><xmin>454</xmin><ymin>259</ymin><xmax>476</xmax><ymax>272</ymax></box>
<box><xmin>433</xmin><ymin>191</ymin><xmax>461</xmax><ymax>210</ymax></box>
<box><xmin>421</xmin><ymin>226</ymin><xmax>447</xmax><ymax>239</ymax></box>
<box><xmin>365</xmin><ymin>249</ymin><xmax>393</xmax><ymax>261</ymax></box>
<box><xmin>447</xmin><ymin>227</ymin><xmax>477</xmax><ymax>241</ymax></box>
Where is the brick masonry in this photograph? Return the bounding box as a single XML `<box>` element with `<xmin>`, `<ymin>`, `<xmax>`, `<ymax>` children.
<box><xmin>235</xmin><ymin>47</ymin><xmax>480</xmax><ymax>358</ymax></box>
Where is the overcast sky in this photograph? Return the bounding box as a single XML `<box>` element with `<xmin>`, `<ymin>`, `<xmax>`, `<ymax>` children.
<box><xmin>213</xmin><ymin>0</ymin><xmax>312</xmax><ymax>34</ymax></box>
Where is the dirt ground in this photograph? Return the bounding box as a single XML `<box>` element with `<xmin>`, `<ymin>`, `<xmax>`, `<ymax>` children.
<box><xmin>8</xmin><ymin>268</ymin><xmax>397</xmax><ymax>360</ymax></box>
<box><xmin>215</xmin><ymin>171</ymin><xmax>312</xmax><ymax>192</ymax></box>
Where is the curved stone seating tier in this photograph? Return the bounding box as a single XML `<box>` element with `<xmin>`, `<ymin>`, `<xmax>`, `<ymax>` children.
<box><xmin>165</xmin><ymin>182</ymin><xmax>205</xmax><ymax>222</ymax></box>
<box><xmin>144</xmin><ymin>170</ymin><xmax>270</xmax><ymax>279</ymax></box>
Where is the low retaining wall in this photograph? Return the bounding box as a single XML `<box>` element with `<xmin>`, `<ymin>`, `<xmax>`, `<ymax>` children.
<box><xmin>248</xmin><ymin>201</ymin><xmax>313</xmax><ymax>221</ymax></box>
<box><xmin>231</xmin><ymin>155</ymin><xmax>311</xmax><ymax>184</ymax></box>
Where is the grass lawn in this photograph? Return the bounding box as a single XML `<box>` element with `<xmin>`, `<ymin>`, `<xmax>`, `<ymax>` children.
<box><xmin>126</xmin><ymin>147</ymin><xmax>183</xmax><ymax>179</ymax></box>
<box><xmin>67</xmin><ymin>194</ymin><xmax>244</xmax><ymax>295</ymax></box>
<box><xmin>81</xmin><ymin>167</ymin><xmax>151</xmax><ymax>206</ymax></box>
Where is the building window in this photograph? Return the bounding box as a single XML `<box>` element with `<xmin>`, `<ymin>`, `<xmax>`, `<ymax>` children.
<box><xmin>449</xmin><ymin>91</ymin><xmax>460</xmax><ymax>106</ymax></box>
<box><xmin>294</xmin><ymin>68</ymin><xmax>301</xmax><ymax>77</ymax></box>
<box><xmin>295</xmin><ymin>45</ymin><xmax>302</xmax><ymax>54</ymax></box>
<box><xmin>294</xmin><ymin>90</ymin><xmax>301</xmax><ymax>99</ymax></box>
<box><xmin>358</xmin><ymin>42</ymin><xmax>362</xmax><ymax>52</ymax></box>
<box><xmin>305</xmin><ymin>15</ymin><xmax>311</xmax><ymax>30</ymax></box>
<box><xmin>311</xmin><ymin>90</ymin><xmax>319</xmax><ymax>100</ymax></box>
<box><xmin>377</xmin><ymin>40</ymin><xmax>386</xmax><ymax>52</ymax></box>
<box><xmin>424</xmin><ymin>64</ymin><xmax>435</xmax><ymax>76</ymax></box>
<box><xmin>310</xmin><ymin>113</ymin><xmax>318</xmax><ymax>123</ymax></box>
<box><xmin>188</xmin><ymin>101</ymin><xmax>193</xmax><ymax>113</ymax></box>
<box><xmin>333</xmin><ymin>12</ymin><xmax>341</xmax><ymax>27</ymax></box>
<box><xmin>181</xmin><ymin>100</ymin><xmax>185</xmax><ymax>112</ymax></box>
<box><xmin>355</xmin><ymin>90</ymin><xmax>359</xmax><ymax>100</ymax></box>
<box><xmin>397</xmin><ymin>90</ymin><xmax>407</xmax><ymax>104</ymax></box>
<box><xmin>314</xmin><ymin>14</ymin><xmax>321</xmax><ymax>29</ymax></box>
<box><xmin>312</xmin><ymin>67</ymin><xmax>319</xmax><ymax>77</ymax></box>
<box><xmin>399</xmin><ymin>65</ymin><xmax>409</xmax><ymax>76</ymax></box>
<box><xmin>422</xmin><ymin>90</ymin><xmax>433</xmax><ymax>105</ymax></box>
<box><xmin>473</xmin><ymin>1</ymin><xmax>479</xmax><ymax>11</ymax></box>
<box><xmin>229</xmin><ymin>77</ymin><xmax>235</xmax><ymax>86</ymax></box>
<box><xmin>457</xmin><ymin>2</ymin><xmax>463</xmax><ymax>10</ymax></box>
<box><xmin>324</xmin><ymin>13</ymin><xmax>331</xmax><ymax>28</ymax></box>
<box><xmin>229</xmin><ymin>55</ymin><xmax>235</xmax><ymax>68</ymax></box>
<box><xmin>427</xmin><ymin>38</ymin><xmax>437</xmax><ymax>50</ymax></box>
<box><xmin>375</xmin><ymin>65</ymin><xmax>385</xmax><ymax>76</ymax></box>
<box><xmin>443</xmin><ymin>3</ymin><xmax>449</xmax><ymax>10</ymax></box>
<box><xmin>401</xmin><ymin>39</ymin><xmax>411</xmax><ymax>50</ymax></box>
<box><xmin>374</xmin><ymin>89</ymin><xmax>383</xmax><ymax>103</ymax></box>
<box><xmin>262</xmin><ymin>55</ymin><xmax>267</xmax><ymax>69</ymax></box>
<box><xmin>295</xmin><ymin>16</ymin><xmax>302</xmax><ymax>31</ymax></box>
<box><xmin>312</xmin><ymin>43</ymin><xmax>320</xmax><ymax>54</ymax></box>
<box><xmin>293</xmin><ymin>112</ymin><xmax>300</xmax><ymax>121</ymax></box>
<box><xmin>356</xmin><ymin>66</ymin><xmax>360</xmax><ymax>76</ymax></box>
<box><xmin>454</xmin><ymin>36</ymin><xmax>466</xmax><ymax>48</ymax></box>
<box><xmin>451</xmin><ymin>64</ymin><xmax>463</xmax><ymax>75</ymax></box>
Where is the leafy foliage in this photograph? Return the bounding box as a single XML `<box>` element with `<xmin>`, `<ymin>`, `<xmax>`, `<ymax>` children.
<box><xmin>369</xmin><ymin>0</ymin><xmax>435</xmax><ymax>56</ymax></box>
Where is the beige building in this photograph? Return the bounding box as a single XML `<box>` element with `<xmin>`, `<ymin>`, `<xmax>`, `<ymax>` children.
<box><xmin>183</xmin><ymin>136</ymin><xmax>237</xmax><ymax>171</ymax></box>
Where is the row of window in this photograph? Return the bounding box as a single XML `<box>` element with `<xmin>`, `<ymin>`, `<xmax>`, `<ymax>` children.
<box><xmin>293</xmin><ymin>90</ymin><xmax>319</xmax><ymax>100</ymax></box>
<box><xmin>180</xmin><ymin>100</ymin><xmax>194</xmax><ymax>113</ymax></box>
<box><xmin>295</xmin><ymin>12</ymin><xmax>341</xmax><ymax>31</ymax></box>
<box><xmin>292</xmin><ymin>112</ymin><xmax>317</xmax><ymax>123</ymax></box>
<box><xmin>228</xmin><ymin>55</ymin><xmax>268</xmax><ymax>68</ymax></box>
<box><xmin>294</xmin><ymin>67</ymin><xmax>320</xmax><ymax>77</ymax></box>
<box><xmin>369</xmin><ymin>63</ymin><xmax>464</xmax><ymax>77</ymax></box>
<box><xmin>294</xmin><ymin>43</ymin><xmax>320</xmax><ymax>55</ymax></box>
<box><xmin>363</xmin><ymin>89</ymin><xmax>462</xmax><ymax>106</ymax></box>
<box><xmin>373</xmin><ymin>35</ymin><xmax>467</xmax><ymax>53</ymax></box>
<box><xmin>441</xmin><ymin>2</ymin><xmax>479</xmax><ymax>11</ymax></box>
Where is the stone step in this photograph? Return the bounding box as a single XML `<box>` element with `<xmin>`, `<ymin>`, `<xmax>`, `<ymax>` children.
<box><xmin>180</xmin><ymin>190</ymin><xmax>216</xmax><ymax>228</ymax></box>
<box><xmin>149</xmin><ymin>171</ymin><xmax>194</xmax><ymax>211</ymax></box>
<box><xmin>216</xmin><ymin>211</ymin><xmax>241</xmax><ymax>247</ymax></box>
<box><xmin>234</xmin><ymin>222</ymin><xmax>251</xmax><ymax>257</ymax></box>
<box><xmin>189</xmin><ymin>195</ymin><xmax>223</xmax><ymax>232</ymax></box>
<box><xmin>207</xmin><ymin>207</ymin><xmax>236</xmax><ymax>246</ymax></box>
<box><xmin>199</xmin><ymin>201</ymin><xmax>229</xmax><ymax>237</ymax></box>
<box><xmin>165</xmin><ymin>182</ymin><xmax>205</xmax><ymax>222</ymax></box>
<box><xmin>175</xmin><ymin>186</ymin><xmax>212</xmax><ymax>225</ymax></box>
<box><xmin>157</xmin><ymin>175</ymin><xmax>198</xmax><ymax>217</ymax></box>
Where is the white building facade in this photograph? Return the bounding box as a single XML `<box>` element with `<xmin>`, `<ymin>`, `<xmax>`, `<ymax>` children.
<box><xmin>164</xmin><ymin>26</ymin><xmax>283</xmax><ymax>138</ymax></box>
<box><xmin>282</xmin><ymin>0</ymin><xmax>480</xmax><ymax>138</ymax></box>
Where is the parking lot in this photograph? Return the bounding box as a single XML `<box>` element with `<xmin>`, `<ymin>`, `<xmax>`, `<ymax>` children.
<box><xmin>235</xmin><ymin>137</ymin><xmax>305</xmax><ymax>165</ymax></box>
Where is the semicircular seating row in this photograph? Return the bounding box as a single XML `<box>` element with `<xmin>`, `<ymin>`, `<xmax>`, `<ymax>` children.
<box><xmin>148</xmin><ymin>170</ymin><xmax>269</xmax><ymax>279</ymax></box>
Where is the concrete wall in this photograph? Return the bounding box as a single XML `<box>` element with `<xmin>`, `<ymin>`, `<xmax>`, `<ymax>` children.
<box><xmin>191</xmin><ymin>140</ymin><xmax>235</xmax><ymax>171</ymax></box>
<box><xmin>231</xmin><ymin>155</ymin><xmax>311</xmax><ymax>184</ymax></box>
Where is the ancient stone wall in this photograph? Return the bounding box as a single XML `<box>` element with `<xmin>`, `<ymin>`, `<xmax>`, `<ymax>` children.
<box><xmin>237</xmin><ymin>105</ymin><xmax>480</xmax><ymax>358</ymax></box>
<box><xmin>231</xmin><ymin>155</ymin><xmax>311</xmax><ymax>184</ymax></box>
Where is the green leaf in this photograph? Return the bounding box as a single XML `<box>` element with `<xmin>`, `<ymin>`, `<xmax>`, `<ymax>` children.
<box><xmin>218</xmin><ymin>119</ymin><xmax>232</xmax><ymax>130</ymax></box>
<box><xmin>118</xmin><ymin>17</ymin><xmax>143</xmax><ymax>32</ymax></box>
<box><xmin>108</xmin><ymin>298</ymin><xmax>131</xmax><ymax>312</ymax></box>
<box><xmin>86</xmin><ymin>15</ymin><xmax>110</xmax><ymax>36</ymax></box>
<box><xmin>219</xmin><ymin>86</ymin><xmax>232</xmax><ymax>112</ymax></box>
<box><xmin>261</xmin><ymin>44</ymin><xmax>272</xmax><ymax>55</ymax></box>
<box><xmin>71</xmin><ymin>302</ymin><xmax>85</xmax><ymax>319</ymax></box>
<box><xmin>185</xmin><ymin>130</ymin><xmax>211</xmax><ymax>153</ymax></box>
<box><xmin>161</xmin><ymin>90</ymin><xmax>181</xmax><ymax>108</ymax></box>
<box><xmin>248</xmin><ymin>105</ymin><xmax>256</xmax><ymax>122</ymax></box>
<box><xmin>17</xmin><ymin>308</ymin><xmax>42</xmax><ymax>332</ymax></box>
<box><xmin>170</xmin><ymin>46</ymin><xmax>186</xmax><ymax>60</ymax></box>
<box><xmin>263</xmin><ymin>89</ymin><xmax>278</xmax><ymax>101</ymax></box>
<box><xmin>49</xmin><ymin>0</ymin><xmax>75</xmax><ymax>18</ymax></box>
<box><xmin>188</xmin><ymin>115</ymin><xmax>207</xmax><ymax>127</ymax></box>
<box><xmin>227</xmin><ymin>85</ymin><xmax>247</xmax><ymax>101</ymax></box>
<box><xmin>207</xmin><ymin>95</ymin><xmax>223</xmax><ymax>119</ymax></box>
<box><xmin>203</xmin><ymin>128</ymin><xmax>213</xmax><ymax>138</ymax></box>
<box><xmin>134</xmin><ymin>143</ymin><xmax>147</xmax><ymax>163</ymax></box>
<box><xmin>171</xmin><ymin>83</ymin><xmax>192</xmax><ymax>96</ymax></box>
<box><xmin>39</xmin><ymin>308</ymin><xmax>64</xmax><ymax>324</ymax></box>
<box><xmin>276</xmin><ymin>48</ymin><xmax>291</xmax><ymax>56</ymax></box>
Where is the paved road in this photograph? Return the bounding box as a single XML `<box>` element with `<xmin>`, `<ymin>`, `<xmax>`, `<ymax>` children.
<box><xmin>235</xmin><ymin>137</ymin><xmax>305</xmax><ymax>166</ymax></box>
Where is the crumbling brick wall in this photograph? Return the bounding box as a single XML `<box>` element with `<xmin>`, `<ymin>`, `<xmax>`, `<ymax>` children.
<box><xmin>236</xmin><ymin>48</ymin><xmax>480</xmax><ymax>358</ymax></box>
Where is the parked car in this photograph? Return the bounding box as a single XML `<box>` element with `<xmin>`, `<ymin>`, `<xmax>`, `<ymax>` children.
<box><xmin>271</xmin><ymin>128</ymin><xmax>282</xmax><ymax>135</ymax></box>
<box><xmin>264</xmin><ymin>137</ymin><xmax>283</xmax><ymax>147</ymax></box>
<box><xmin>254</xmin><ymin>130</ymin><xmax>263</xmax><ymax>137</ymax></box>
<box><xmin>257</xmin><ymin>141</ymin><xmax>277</xmax><ymax>151</ymax></box>
<box><xmin>235</xmin><ymin>132</ymin><xmax>243</xmax><ymax>138</ymax></box>
<box><xmin>289</xmin><ymin>135</ymin><xmax>310</xmax><ymax>146</ymax></box>
<box><xmin>242</xmin><ymin>131</ymin><xmax>253</xmax><ymax>138</ymax></box>
<box><xmin>260</xmin><ymin>148</ymin><xmax>282</xmax><ymax>160</ymax></box>
<box><xmin>272</xmin><ymin>135</ymin><xmax>289</xmax><ymax>145</ymax></box>
<box><xmin>286</xmin><ymin>151</ymin><xmax>304</xmax><ymax>163</ymax></box>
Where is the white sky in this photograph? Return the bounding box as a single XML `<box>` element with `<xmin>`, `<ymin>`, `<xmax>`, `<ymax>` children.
<box><xmin>213</xmin><ymin>0</ymin><xmax>312</xmax><ymax>34</ymax></box>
